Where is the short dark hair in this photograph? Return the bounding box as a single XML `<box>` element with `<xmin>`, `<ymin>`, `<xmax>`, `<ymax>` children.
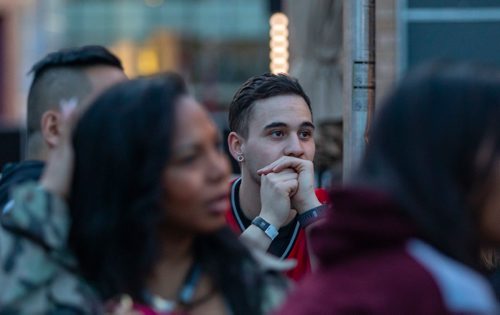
<box><xmin>69</xmin><ymin>73</ymin><xmax>267</xmax><ymax>314</ymax></box>
<box><xmin>228</xmin><ymin>73</ymin><xmax>312</xmax><ymax>137</ymax></box>
<box><xmin>27</xmin><ymin>45</ymin><xmax>123</xmax><ymax>136</ymax></box>
<box><xmin>356</xmin><ymin>61</ymin><xmax>500</xmax><ymax>267</ymax></box>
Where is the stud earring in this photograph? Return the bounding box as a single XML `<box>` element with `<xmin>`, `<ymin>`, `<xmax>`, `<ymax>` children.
<box><xmin>237</xmin><ymin>155</ymin><xmax>245</xmax><ymax>162</ymax></box>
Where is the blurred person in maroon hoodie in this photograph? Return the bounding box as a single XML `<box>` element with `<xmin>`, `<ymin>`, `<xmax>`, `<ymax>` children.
<box><xmin>276</xmin><ymin>62</ymin><xmax>500</xmax><ymax>315</ymax></box>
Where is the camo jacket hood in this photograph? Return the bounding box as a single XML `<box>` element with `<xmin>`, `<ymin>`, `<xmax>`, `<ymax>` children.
<box><xmin>0</xmin><ymin>182</ymin><xmax>102</xmax><ymax>314</ymax></box>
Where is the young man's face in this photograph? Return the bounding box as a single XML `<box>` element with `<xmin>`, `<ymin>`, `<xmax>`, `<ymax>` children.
<box><xmin>241</xmin><ymin>94</ymin><xmax>315</xmax><ymax>183</ymax></box>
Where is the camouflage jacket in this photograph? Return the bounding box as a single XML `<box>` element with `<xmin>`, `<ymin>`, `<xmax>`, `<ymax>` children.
<box><xmin>0</xmin><ymin>182</ymin><xmax>102</xmax><ymax>314</ymax></box>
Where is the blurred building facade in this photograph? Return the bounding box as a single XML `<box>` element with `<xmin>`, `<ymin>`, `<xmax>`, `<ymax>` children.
<box><xmin>2</xmin><ymin>0</ymin><xmax>500</xmax><ymax>124</ymax></box>
<box><xmin>1</xmin><ymin>0</ymin><xmax>500</xmax><ymax>172</ymax></box>
<box><xmin>0</xmin><ymin>0</ymin><xmax>272</xmax><ymax>128</ymax></box>
<box><xmin>340</xmin><ymin>0</ymin><xmax>500</xmax><ymax>180</ymax></box>
<box><xmin>376</xmin><ymin>0</ymin><xmax>500</xmax><ymax>104</ymax></box>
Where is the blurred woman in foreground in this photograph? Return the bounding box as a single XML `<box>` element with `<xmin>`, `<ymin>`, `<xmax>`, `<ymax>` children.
<box><xmin>277</xmin><ymin>63</ymin><xmax>500</xmax><ymax>314</ymax></box>
<box><xmin>41</xmin><ymin>74</ymin><xmax>285</xmax><ymax>314</ymax></box>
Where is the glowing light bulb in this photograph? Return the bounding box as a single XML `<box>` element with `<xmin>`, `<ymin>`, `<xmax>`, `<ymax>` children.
<box><xmin>269</xmin><ymin>12</ymin><xmax>290</xmax><ymax>74</ymax></box>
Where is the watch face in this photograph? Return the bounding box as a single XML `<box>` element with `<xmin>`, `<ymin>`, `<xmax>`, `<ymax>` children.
<box><xmin>265</xmin><ymin>225</ymin><xmax>279</xmax><ymax>240</ymax></box>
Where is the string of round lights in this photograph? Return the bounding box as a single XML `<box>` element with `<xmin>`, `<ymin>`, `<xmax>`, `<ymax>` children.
<box><xmin>269</xmin><ymin>12</ymin><xmax>289</xmax><ymax>74</ymax></box>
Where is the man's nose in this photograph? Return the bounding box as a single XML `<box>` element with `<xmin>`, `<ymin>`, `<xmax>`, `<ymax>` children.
<box><xmin>283</xmin><ymin>134</ymin><xmax>305</xmax><ymax>158</ymax></box>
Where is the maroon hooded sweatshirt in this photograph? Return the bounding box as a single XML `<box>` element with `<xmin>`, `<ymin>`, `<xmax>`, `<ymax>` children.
<box><xmin>276</xmin><ymin>188</ymin><xmax>498</xmax><ymax>315</ymax></box>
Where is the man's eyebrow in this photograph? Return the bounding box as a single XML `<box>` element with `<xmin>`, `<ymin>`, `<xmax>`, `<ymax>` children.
<box><xmin>301</xmin><ymin>122</ymin><xmax>316</xmax><ymax>130</ymax></box>
<box><xmin>264</xmin><ymin>122</ymin><xmax>288</xmax><ymax>129</ymax></box>
<box><xmin>263</xmin><ymin>121</ymin><xmax>316</xmax><ymax>130</ymax></box>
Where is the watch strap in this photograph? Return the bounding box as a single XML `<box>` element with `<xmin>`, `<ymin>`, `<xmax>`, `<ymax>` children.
<box><xmin>298</xmin><ymin>204</ymin><xmax>328</xmax><ymax>228</ymax></box>
<box><xmin>252</xmin><ymin>216</ymin><xmax>279</xmax><ymax>240</ymax></box>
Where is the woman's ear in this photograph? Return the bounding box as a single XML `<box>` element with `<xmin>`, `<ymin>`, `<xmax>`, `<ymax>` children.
<box><xmin>227</xmin><ymin>131</ymin><xmax>245</xmax><ymax>162</ymax></box>
<box><xmin>41</xmin><ymin>110</ymin><xmax>63</xmax><ymax>149</ymax></box>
